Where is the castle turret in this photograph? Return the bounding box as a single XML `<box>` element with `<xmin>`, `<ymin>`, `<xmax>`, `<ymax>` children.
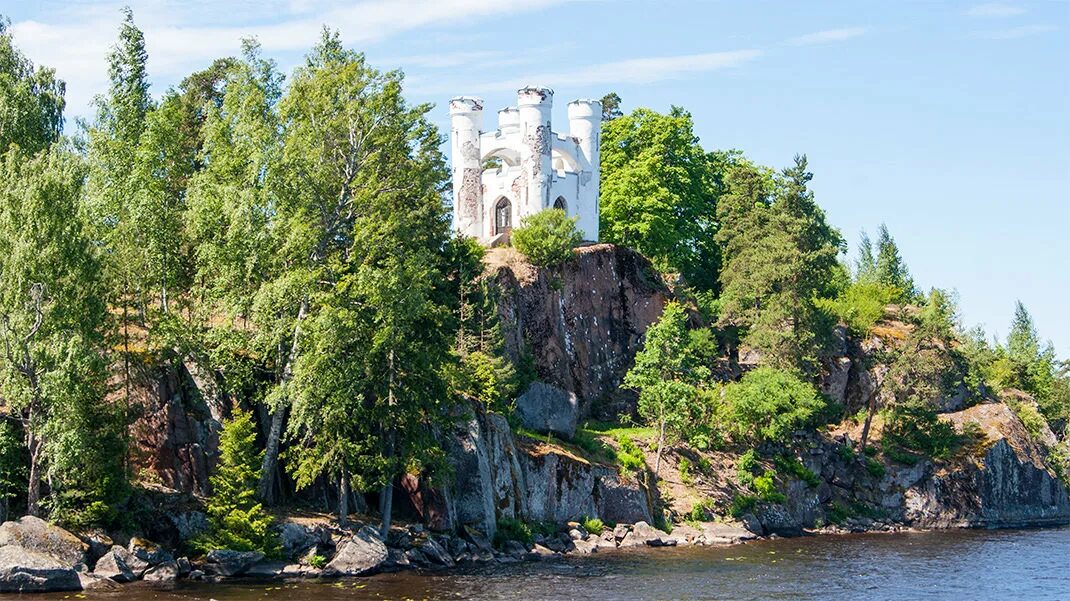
<box><xmin>449</xmin><ymin>96</ymin><xmax>484</xmax><ymax>238</ymax></box>
<box><xmin>568</xmin><ymin>99</ymin><xmax>602</xmax><ymax>241</ymax></box>
<box><xmin>517</xmin><ymin>86</ymin><xmax>554</xmax><ymax>219</ymax></box>
<box><xmin>497</xmin><ymin>106</ymin><xmax>519</xmax><ymax>134</ymax></box>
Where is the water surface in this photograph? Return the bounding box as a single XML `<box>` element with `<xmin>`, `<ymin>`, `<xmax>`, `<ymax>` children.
<box><xmin>46</xmin><ymin>527</ymin><xmax>1070</xmax><ymax>601</ymax></box>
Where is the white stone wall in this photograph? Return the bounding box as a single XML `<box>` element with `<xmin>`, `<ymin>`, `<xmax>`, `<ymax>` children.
<box><xmin>449</xmin><ymin>87</ymin><xmax>601</xmax><ymax>243</ymax></box>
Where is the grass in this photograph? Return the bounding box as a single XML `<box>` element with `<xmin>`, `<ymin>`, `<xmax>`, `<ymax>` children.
<box><xmin>865</xmin><ymin>457</ymin><xmax>886</xmax><ymax>478</ymax></box>
<box><xmin>581</xmin><ymin>421</ymin><xmax>657</xmax><ymax>440</ymax></box>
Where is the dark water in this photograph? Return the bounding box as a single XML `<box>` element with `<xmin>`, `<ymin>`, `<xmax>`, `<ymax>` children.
<box><xmin>45</xmin><ymin>527</ymin><xmax>1070</xmax><ymax>601</ymax></box>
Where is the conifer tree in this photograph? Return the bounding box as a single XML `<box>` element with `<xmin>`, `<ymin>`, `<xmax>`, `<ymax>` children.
<box><xmin>195</xmin><ymin>410</ymin><xmax>279</xmax><ymax>554</ymax></box>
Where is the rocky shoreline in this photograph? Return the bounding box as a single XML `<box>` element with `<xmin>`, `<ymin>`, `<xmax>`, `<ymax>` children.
<box><xmin>3</xmin><ymin>509</ymin><xmax>1068</xmax><ymax>594</ymax></box>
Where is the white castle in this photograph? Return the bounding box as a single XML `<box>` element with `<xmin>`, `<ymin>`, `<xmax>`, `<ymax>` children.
<box><xmin>449</xmin><ymin>87</ymin><xmax>602</xmax><ymax>245</ymax></box>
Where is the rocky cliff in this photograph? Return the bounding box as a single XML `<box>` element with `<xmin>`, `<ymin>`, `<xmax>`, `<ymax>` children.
<box><xmin>487</xmin><ymin>244</ymin><xmax>671</xmax><ymax>419</ymax></box>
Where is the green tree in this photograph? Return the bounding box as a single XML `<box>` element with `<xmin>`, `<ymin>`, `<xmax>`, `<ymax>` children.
<box><xmin>194</xmin><ymin>410</ymin><xmax>279</xmax><ymax>555</ymax></box>
<box><xmin>624</xmin><ymin>301</ymin><xmax>708</xmax><ymax>476</ymax></box>
<box><xmin>0</xmin><ymin>147</ymin><xmax>123</xmax><ymax>520</ymax></box>
<box><xmin>0</xmin><ymin>18</ymin><xmax>65</xmax><ymax>154</ymax></box>
<box><xmin>718</xmin><ymin>367</ymin><xmax>827</xmax><ymax>444</ymax></box>
<box><xmin>600</xmin><ymin>92</ymin><xmax>622</xmax><ymax>121</ymax></box>
<box><xmin>873</xmin><ymin>224</ymin><xmax>916</xmax><ymax>300</ymax></box>
<box><xmin>1005</xmin><ymin>301</ymin><xmax>1058</xmax><ymax>418</ymax></box>
<box><xmin>599</xmin><ymin>107</ymin><xmax>725</xmax><ymax>290</ymax></box>
<box><xmin>511</xmin><ymin>208</ymin><xmax>582</xmax><ymax>267</ymax></box>
<box><xmin>716</xmin><ymin>156</ymin><xmax>843</xmax><ymax>373</ymax></box>
<box><xmin>279</xmin><ymin>30</ymin><xmax>456</xmax><ymax>535</ymax></box>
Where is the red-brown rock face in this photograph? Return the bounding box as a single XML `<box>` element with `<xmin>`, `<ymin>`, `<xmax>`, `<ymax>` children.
<box><xmin>488</xmin><ymin>244</ymin><xmax>670</xmax><ymax>417</ymax></box>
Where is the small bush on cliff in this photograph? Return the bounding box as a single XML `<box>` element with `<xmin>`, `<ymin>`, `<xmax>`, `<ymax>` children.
<box><xmin>719</xmin><ymin>368</ymin><xmax>827</xmax><ymax>444</ymax></box>
<box><xmin>511</xmin><ymin>208</ymin><xmax>582</xmax><ymax>267</ymax></box>
<box><xmin>881</xmin><ymin>401</ymin><xmax>960</xmax><ymax>463</ymax></box>
<box><xmin>581</xmin><ymin>516</ymin><xmax>605</xmax><ymax>535</ymax></box>
<box><xmin>815</xmin><ymin>280</ymin><xmax>900</xmax><ymax>336</ymax></box>
<box><xmin>774</xmin><ymin>454</ymin><xmax>820</xmax><ymax>487</ymax></box>
<box><xmin>194</xmin><ymin>410</ymin><xmax>280</xmax><ymax>556</ymax></box>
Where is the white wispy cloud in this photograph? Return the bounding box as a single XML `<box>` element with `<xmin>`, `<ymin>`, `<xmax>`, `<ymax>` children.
<box><xmin>787</xmin><ymin>27</ymin><xmax>867</xmax><ymax>46</ymax></box>
<box><xmin>442</xmin><ymin>49</ymin><xmax>764</xmax><ymax>94</ymax></box>
<box><xmin>975</xmin><ymin>24</ymin><xmax>1058</xmax><ymax>39</ymax></box>
<box><xmin>965</xmin><ymin>3</ymin><xmax>1026</xmax><ymax>18</ymax></box>
<box><xmin>8</xmin><ymin>0</ymin><xmax>573</xmax><ymax>120</ymax></box>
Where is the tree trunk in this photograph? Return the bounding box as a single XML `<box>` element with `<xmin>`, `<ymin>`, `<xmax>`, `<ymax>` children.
<box><xmin>654</xmin><ymin>417</ymin><xmax>666</xmax><ymax>478</ymax></box>
<box><xmin>256</xmin><ymin>297</ymin><xmax>308</xmax><ymax>503</ymax></box>
<box><xmin>338</xmin><ymin>467</ymin><xmax>350</xmax><ymax>526</ymax></box>
<box><xmin>380</xmin><ymin>349</ymin><xmax>396</xmax><ymax>538</ymax></box>
<box><xmin>26</xmin><ymin>431</ymin><xmax>42</xmax><ymax>517</ymax></box>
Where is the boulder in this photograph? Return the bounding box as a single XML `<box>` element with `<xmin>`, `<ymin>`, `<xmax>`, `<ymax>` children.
<box><xmin>78</xmin><ymin>571</ymin><xmax>120</xmax><ymax>590</ymax></box>
<box><xmin>0</xmin><ymin>545</ymin><xmax>82</xmax><ymax>593</ymax></box>
<box><xmin>0</xmin><ymin>516</ymin><xmax>87</xmax><ymax>567</ymax></box>
<box><xmin>143</xmin><ymin>560</ymin><xmax>179</xmax><ymax>583</ymax></box>
<box><xmin>695</xmin><ymin>522</ymin><xmax>757</xmax><ymax>545</ymax></box>
<box><xmin>128</xmin><ymin>536</ymin><xmax>173</xmax><ymax>565</ymax></box>
<box><xmin>417</xmin><ymin>537</ymin><xmax>454</xmax><ymax>567</ymax></box>
<box><xmin>276</xmin><ymin>520</ymin><xmax>327</xmax><ymax>559</ymax></box>
<box><xmin>92</xmin><ymin>546</ymin><xmax>140</xmax><ymax>582</ymax></box>
<box><xmin>618</xmin><ymin>521</ymin><xmax>674</xmax><ymax>547</ymax></box>
<box><xmin>515</xmin><ymin>382</ymin><xmax>579</xmax><ymax>440</ymax></box>
<box><xmin>204</xmin><ymin>549</ymin><xmax>264</xmax><ymax>577</ymax></box>
<box><xmin>323</xmin><ymin>527</ymin><xmax>387</xmax><ymax>577</ymax></box>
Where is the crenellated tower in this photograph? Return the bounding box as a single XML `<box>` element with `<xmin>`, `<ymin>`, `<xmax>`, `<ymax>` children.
<box><xmin>449</xmin><ymin>86</ymin><xmax>601</xmax><ymax>245</ymax></box>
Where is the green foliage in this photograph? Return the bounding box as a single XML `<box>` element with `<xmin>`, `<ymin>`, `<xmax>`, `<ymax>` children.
<box><xmin>0</xmin><ymin>19</ymin><xmax>65</xmax><ymax>154</ymax></box>
<box><xmin>452</xmin><ymin>350</ymin><xmax>518</xmax><ymax>412</ymax></box>
<box><xmin>752</xmin><ymin>471</ymin><xmax>786</xmax><ymax>503</ymax></box>
<box><xmin>1008</xmin><ymin>399</ymin><xmax>1048</xmax><ymax>442</ymax></box>
<box><xmin>685</xmin><ymin>498</ymin><xmax>715</xmax><ymax>522</ymax></box>
<box><xmin>773</xmin><ymin>454</ymin><xmax>820</xmax><ymax>487</ymax></box>
<box><xmin>307</xmin><ymin>554</ymin><xmax>327</xmax><ymax>569</ymax></box>
<box><xmin>581</xmin><ymin>516</ymin><xmax>605</xmax><ymax>536</ymax></box>
<box><xmin>493</xmin><ymin>518</ymin><xmax>555</xmax><ymax>548</ymax></box>
<box><xmin>624</xmin><ymin>301</ymin><xmax>709</xmax><ymax>474</ymax></box>
<box><xmin>815</xmin><ymin>280</ymin><xmax>899</xmax><ymax>336</ymax></box>
<box><xmin>614</xmin><ymin>434</ymin><xmax>647</xmax><ymax>472</ymax></box>
<box><xmin>510</xmin><ymin>208</ymin><xmax>582</xmax><ymax>267</ymax></box>
<box><xmin>736</xmin><ymin>448</ymin><xmax>759</xmax><ymax>488</ymax></box>
<box><xmin>836</xmin><ymin>445</ymin><xmax>855</xmax><ymax>462</ymax></box>
<box><xmin>599</xmin><ymin>107</ymin><xmax>726</xmax><ymax>290</ymax></box>
<box><xmin>719</xmin><ymin>367</ymin><xmax>828</xmax><ymax>444</ymax></box>
<box><xmin>715</xmin><ymin>156</ymin><xmax>844</xmax><ymax>373</ymax></box>
<box><xmin>729</xmin><ymin>494</ymin><xmax>758</xmax><ymax>518</ymax></box>
<box><xmin>194</xmin><ymin>410</ymin><xmax>280</xmax><ymax>556</ymax></box>
<box><xmin>855</xmin><ymin>225</ymin><xmax>916</xmax><ymax>301</ymax></box>
<box><xmin>881</xmin><ymin>402</ymin><xmax>961</xmax><ymax>462</ymax></box>
<box><xmin>678</xmin><ymin>457</ymin><xmax>693</xmax><ymax>485</ymax></box>
<box><xmin>865</xmin><ymin>457</ymin><xmax>886</xmax><ymax>478</ymax></box>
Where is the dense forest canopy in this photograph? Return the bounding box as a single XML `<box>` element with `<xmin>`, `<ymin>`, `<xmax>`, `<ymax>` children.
<box><xmin>0</xmin><ymin>10</ymin><xmax>1065</xmax><ymax>550</ymax></box>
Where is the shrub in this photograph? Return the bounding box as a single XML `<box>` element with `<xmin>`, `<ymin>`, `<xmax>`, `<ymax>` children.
<box><xmin>720</xmin><ymin>368</ymin><xmax>828</xmax><ymax>444</ymax></box>
<box><xmin>581</xmin><ymin>516</ymin><xmax>605</xmax><ymax>536</ymax></box>
<box><xmin>1009</xmin><ymin>400</ymin><xmax>1047</xmax><ymax>442</ymax></box>
<box><xmin>729</xmin><ymin>494</ymin><xmax>758</xmax><ymax>518</ymax></box>
<box><xmin>774</xmin><ymin>454</ymin><xmax>820</xmax><ymax>487</ymax></box>
<box><xmin>826</xmin><ymin>501</ymin><xmax>850</xmax><ymax>524</ymax></box>
<box><xmin>511</xmin><ymin>208</ymin><xmax>582</xmax><ymax>267</ymax></box>
<box><xmin>835</xmin><ymin>445</ymin><xmax>855</xmax><ymax>462</ymax></box>
<box><xmin>865</xmin><ymin>457</ymin><xmax>886</xmax><ymax>478</ymax></box>
<box><xmin>736</xmin><ymin>449</ymin><xmax>759</xmax><ymax>488</ymax></box>
<box><xmin>494</xmin><ymin>517</ymin><xmax>534</xmax><ymax>547</ymax></box>
<box><xmin>686</xmin><ymin>498</ymin><xmax>715</xmax><ymax>522</ymax></box>
<box><xmin>678</xmin><ymin>458</ymin><xmax>693</xmax><ymax>485</ymax></box>
<box><xmin>881</xmin><ymin>401</ymin><xmax>960</xmax><ymax>462</ymax></box>
<box><xmin>815</xmin><ymin>281</ymin><xmax>900</xmax><ymax>336</ymax></box>
<box><xmin>753</xmin><ymin>472</ymin><xmax>786</xmax><ymax>504</ymax></box>
<box><xmin>193</xmin><ymin>410</ymin><xmax>280</xmax><ymax>556</ymax></box>
<box><xmin>452</xmin><ymin>351</ymin><xmax>518</xmax><ymax>412</ymax></box>
<box><xmin>615</xmin><ymin>434</ymin><xmax>647</xmax><ymax>472</ymax></box>
<box><xmin>308</xmin><ymin>554</ymin><xmax>327</xmax><ymax>569</ymax></box>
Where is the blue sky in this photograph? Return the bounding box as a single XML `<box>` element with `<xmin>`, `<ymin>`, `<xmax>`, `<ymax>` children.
<box><xmin>2</xmin><ymin>0</ymin><xmax>1068</xmax><ymax>356</ymax></box>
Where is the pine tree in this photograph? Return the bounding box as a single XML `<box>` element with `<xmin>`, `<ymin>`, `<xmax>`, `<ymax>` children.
<box><xmin>874</xmin><ymin>224</ymin><xmax>916</xmax><ymax>300</ymax></box>
<box><xmin>195</xmin><ymin>410</ymin><xmax>279</xmax><ymax>555</ymax></box>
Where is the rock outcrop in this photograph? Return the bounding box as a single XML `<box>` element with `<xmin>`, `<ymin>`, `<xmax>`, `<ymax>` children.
<box><xmin>906</xmin><ymin>402</ymin><xmax>1070</xmax><ymax>528</ymax></box>
<box><xmin>0</xmin><ymin>516</ymin><xmax>87</xmax><ymax>568</ymax></box>
<box><xmin>425</xmin><ymin>406</ymin><xmax>654</xmax><ymax>540</ymax></box>
<box><xmin>489</xmin><ymin>244</ymin><xmax>670</xmax><ymax>417</ymax></box>
<box><xmin>0</xmin><ymin>546</ymin><xmax>81</xmax><ymax>593</ymax></box>
<box><xmin>323</xmin><ymin>527</ymin><xmax>388</xmax><ymax>576</ymax></box>
<box><xmin>515</xmin><ymin>382</ymin><xmax>579</xmax><ymax>439</ymax></box>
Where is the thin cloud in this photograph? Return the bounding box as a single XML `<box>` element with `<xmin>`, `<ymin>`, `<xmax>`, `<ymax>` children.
<box><xmin>965</xmin><ymin>3</ymin><xmax>1026</xmax><ymax>18</ymax></box>
<box><xmin>976</xmin><ymin>24</ymin><xmax>1058</xmax><ymax>39</ymax></box>
<box><xmin>787</xmin><ymin>27</ymin><xmax>867</xmax><ymax>46</ymax></box>
<box><xmin>8</xmin><ymin>0</ymin><xmax>573</xmax><ymax>120</ymax></box>
<box><xmin>456</xmin><ymin>49</ymin><xmax>764</xmax><ymax>93</ymax></box>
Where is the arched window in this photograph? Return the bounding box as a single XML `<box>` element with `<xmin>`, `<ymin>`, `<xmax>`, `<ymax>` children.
<box><xmin>553</xmin><ymin>196</ymin><xmax>567</xmax><ymax>212</ymax></box>
<box><xmin>494</xmin><ymin>197</ymin><xmax>512</xmax><ymax>235</ymax></box>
